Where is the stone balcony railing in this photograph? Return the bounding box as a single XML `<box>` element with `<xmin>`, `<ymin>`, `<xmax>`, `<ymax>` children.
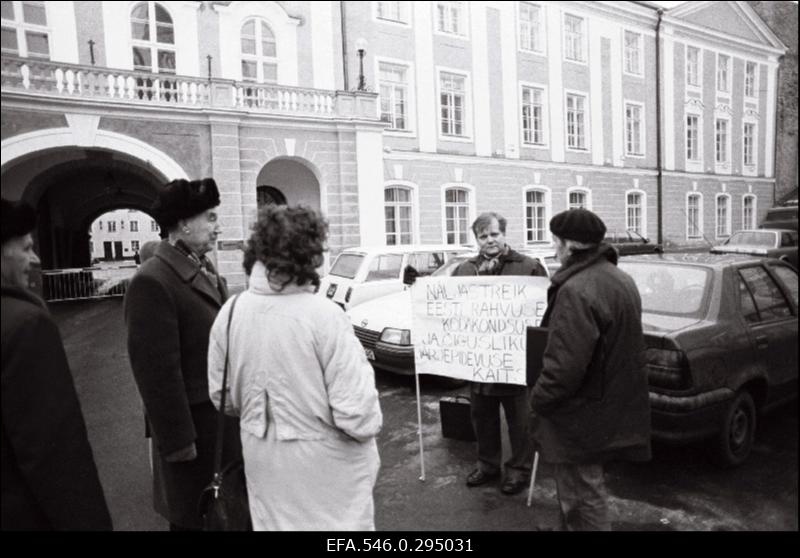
<box><xmin>0</xmin><ymin>56</ymin><xmax>379</xmax><ymax>120</ymax></box>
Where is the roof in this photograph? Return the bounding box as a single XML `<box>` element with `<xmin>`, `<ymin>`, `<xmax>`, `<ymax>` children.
<box><xmin>619</xmin><ymin>252</ymin><xmax>769</xmax><ymax>267</ymax></box>
<box><xmin>337</xmin><ymin>244</ymin><xmax>474</xmax><ymax>254</ymax></box>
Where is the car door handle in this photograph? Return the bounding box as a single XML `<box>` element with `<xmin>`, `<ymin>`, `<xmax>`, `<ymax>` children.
<box><xmin>755</xmin><ymin>335</ymin><xmax>769</xmax><ymax>350</ymax></box>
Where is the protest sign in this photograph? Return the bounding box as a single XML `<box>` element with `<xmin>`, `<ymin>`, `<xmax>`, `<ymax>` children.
<box><xmin>411</xmin><ymin>275</ymin><xmax>550</xmax><ymax>385</ymax></box>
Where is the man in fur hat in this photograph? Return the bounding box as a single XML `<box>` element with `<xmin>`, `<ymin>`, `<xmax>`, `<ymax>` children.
<box><xmin>124</xmin><ymin>179</ymin><xmax>241</xmax><ymax>531</ymax></box>
<box><xmin>1</xmin><ymin>198</ymin><xmax>112</xmax><ymax>530</ymax></box>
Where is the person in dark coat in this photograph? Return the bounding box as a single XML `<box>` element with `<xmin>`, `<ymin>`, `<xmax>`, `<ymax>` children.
<box><xmin>124</xmin><ymin>179</ymin><xmax>241</xmax><ymax>531</ymax></box>
<box><xmin>530</xmin><ymin>208</ymin><xmax>651</xmax><ymax>531</ymax></box>
<box><xmin>453</xmin><ymin>212</ymin><xmax>548</xmax><ymax>495</ymax></box>
<box><xmin>1</xmin><ymin>198</ymin><xmax>112</xmax><ymax>531</ymax></box>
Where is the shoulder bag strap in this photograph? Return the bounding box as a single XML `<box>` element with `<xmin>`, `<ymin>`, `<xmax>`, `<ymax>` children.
<box><xmin>212</xmin><ymin>292</ymin><xmax>241</xmax><ymax>481</ymax></box>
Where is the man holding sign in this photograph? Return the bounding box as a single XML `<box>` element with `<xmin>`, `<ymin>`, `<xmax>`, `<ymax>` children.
<box><xmin>453</xmin><ymin>212</ymin><xmax>547</xmax><ymax>495</ymax></box>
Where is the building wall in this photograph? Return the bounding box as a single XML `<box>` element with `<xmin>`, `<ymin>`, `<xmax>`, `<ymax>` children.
<box><xmin>89</xmin><ymin>209</ymin><xmax>161</xmax><ymax>260</ymax></box>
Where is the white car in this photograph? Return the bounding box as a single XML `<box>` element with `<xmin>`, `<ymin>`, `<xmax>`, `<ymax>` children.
<box><xmin>347</xmin><ymin>253</ymin><xmax>550</xmax><ymax>377</ymax></box>
<box><xmin>319</xmin><ymin>244</ymin><xmax>472</xmax><ymax>310</ymax></box>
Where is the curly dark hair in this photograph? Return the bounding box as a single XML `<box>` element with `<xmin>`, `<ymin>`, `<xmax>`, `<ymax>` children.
<box><xmin>243</xmin><ymin>204</ymin><xmax>328</xmax><ymax>290</ymax></box>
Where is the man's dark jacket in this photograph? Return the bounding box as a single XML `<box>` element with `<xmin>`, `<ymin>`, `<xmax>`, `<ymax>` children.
<box><xmin>1</xmin><ymin>285</ymin><xmax>112</xmax><ymax>530</ymax></box>
<box><xmin>125</xmin><ymin>241</ymin><xmax>241</xmax><ymax>528</ymax></box>
<box><xmin>453</xmin><ymin>248</ymin><xmax>548</xmax><ymax>396</ymax></box>
<box><xmin>530</xmin><ymin>245</ymin><xmax>651</xmax><ymax>464</ymax></box>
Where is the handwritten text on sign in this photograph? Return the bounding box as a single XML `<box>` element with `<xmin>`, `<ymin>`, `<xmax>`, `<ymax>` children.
<box><xmin>411</xmin><ymin>276</ymin><xmax>550</xmax><ymax>385</ymax></box>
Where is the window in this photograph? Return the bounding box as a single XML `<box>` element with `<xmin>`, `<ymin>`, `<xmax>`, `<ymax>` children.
<box><xmin>365</xmin><ymin>254</ymin><xmax>404</xmax><ymax>282</ymax></box>
<box><xmin>131</xmin><ymin>240</ymin><xmax>140</xmax><ymax>252</ymax></box>
<box><xmin>241</xmin><ymin>18</ymin><xmax>277</xmax><ymax>83</ymax></box>
<box><xmin>566</xmin><ymin>93</ymin><xmax>587</xmax><ymax>150</ymax></box>
<box><xmin>439</xmin><ymin>72</ymin><xmax>466</xmax><ymax>137</ymax></box>
<box><xmin>525</xmin><ymin>190</ymin><xmax>547</xmax><ymax>243</ymax></box>
<box><xmin>625</xmin><ymin>103</ymin><xmax>644</xmax><ymax>156</ymax></box>
<box><xmin>717</xmin><ymin>54</ymin><xmax>730</xmax><ymax>93</ymax></box>
<box><xmin>686</xmin><ymin>46</ymin><xmax>700</xmax><ymax>87</ymax></box>
<box><xmin>379</xmin><ymin>63</ymin><xmax>409</xmax><ymax>131</ymax></box>
<box><xmin>151</xmin><ymin>220</ymin><xmax>159</xmax><ymax>232</ymax></box>
<box><xmin>626</xmin><ymin>192</ymin><xmax>643</xmax><ymax>234</ymax></box>
<box><xmin>436</xmin><ymin>1</ymin><xmax>465</xmax><ymax>36</ymax></box>
<box><xmin>98</xmin><ymin>221</ymin><xmax>103</xmax><ymax>231</ymax></box>
<box><xmin>130</xmin><ymin>221</ymin><xmax>139</xmax><ymax>232</ymax></box>
<box><xmin>687</xmin><ymin>194</ymin><xmax>702</xmax><ymax>239</ymax></box>
<box><xmin>624</xmin><ymin>31</ymin><xmax>642</xmax><ymax>75</ymax></box>
<box><xmin>715</xmin><ymin>119</ymin><xmax>728</xmax><ymax>164</ymax></box>
<box><xmin>563</xmin><ymin>14</ymin><xmax>585</xmax><ymax>62</ymax></box>
<box><xmin>745</xmin><ymin>61</ymin><xmax>757</xmax><ymax>98</ymax></box>
<box><xmin>1</xmin><ymin>1</ymin><xmax>50</xmax><ymax>59</ymax></box>
<box><xmin>743</xmin><ymin>122</ymin><xmax>756</xmax><ymax>167</ymax></box>
<box><xmin>773</xmin><ymin>266</ymin><xmax>798</xmax><ymax>308</ymax></box>
<box><xmin>120</xmin><ymin>220</ymin><xmax>125</xmax><ymax>230</ymax></box>
<box><xmin>519</xmin><ymin>3</ymin><xmax>542</xmax><ymax>53</ymax></box>
<box><xmin>686</xmin><ymin>114</ymin><xmax>700</xmax><ymax>161</ymax></box>
<box><xmin>521</xmin><ymin>86</ymin><xmax>544</xmax><ymax>145</ymax></box>
<box><xmin>739</xmin><ymin>266</ymin><xmax>793</xmax><ymax>323</ymax></box>
<box><xmin>444</xmin><ymin>188</ymin><xmax>470</xmax><ymax>245</ymax></box>
<box><xmin>743</xmin><ymin>195</ymin><xmax>756</xmax><ymax>230</ymax></box>
<box><xmin>131</xmin><ymin>2</ymin><xmax>175</xmax><ymax>74</ymax></box>
<box><xmin>376</xmin><ymin>1</ymin><xmax>407</xmax><ymax>24</ymax></box>
<box><xmin>108</xmin><ymin>221</ymin><xmax>117</xmax><ymax>232</ymax></box>
<box><xmin>716</xmin><ymin>195</ymin><xmax>731</xmax><ymax>238</ymax></box>
<box><xmin>384</xmin><ymin>187</ymin><xmax>413</xmax><ymax>245</ymax></box>
<box><xmin>568</xmin><ymin>190</ymin><xmax>587</xmax><ymax>210</ymax></box>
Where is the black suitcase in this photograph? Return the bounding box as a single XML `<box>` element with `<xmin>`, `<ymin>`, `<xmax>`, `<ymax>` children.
<box><xmin>439</xmin><ymin>395</ymin><xmax>476</xmax><ymax>441</ymax></box>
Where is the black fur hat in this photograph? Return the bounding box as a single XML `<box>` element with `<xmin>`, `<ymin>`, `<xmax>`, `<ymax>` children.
<box><xmin>151</xmin><ymin>178</ymin><xmax>220</xmax><ymax>229</ymax></box>
<box><xmin>1</xmin><ymin>198</ymin><xmax>37</xmax><ymax>244</ymax></box>
<box><xmin>549</xmin><ymin>208</ymin><xmax>607</xmax><ymax>244</ymax></box>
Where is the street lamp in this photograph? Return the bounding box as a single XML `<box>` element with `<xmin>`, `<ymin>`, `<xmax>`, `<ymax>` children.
<box><xmin>356</xmin><ymin>38</ymin><xmax>367</xmax><ymax>91</ymax></box>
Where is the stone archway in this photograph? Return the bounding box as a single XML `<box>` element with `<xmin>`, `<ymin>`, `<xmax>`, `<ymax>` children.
<box><xmin>256</xmin><ymin>157</ymin><xmax>321</xmax><ymax>211</ymax></box>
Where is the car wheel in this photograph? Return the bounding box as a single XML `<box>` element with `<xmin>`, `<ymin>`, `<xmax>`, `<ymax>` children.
<box><xmin>430</xmin><ymin>376</ymin><xmax>468</xmax><ymax>390</ymax></box>
<box><xmin>711</xmin><ymin>391</ymin><xmax>756</xmax><ymax>468</ymax></box>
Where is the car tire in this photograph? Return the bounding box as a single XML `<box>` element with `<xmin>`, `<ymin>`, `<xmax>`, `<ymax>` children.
<box><xmin>711</xmin><ymin>390</ymin><xmax>756</xmax><ymax>468</ymax></box>
<box><xmin>431</xmin><ymin>376</ymin><xmax>469</xmax><ymax>390</ymax></box>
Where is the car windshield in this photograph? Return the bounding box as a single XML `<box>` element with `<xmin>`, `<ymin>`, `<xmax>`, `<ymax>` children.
<box><xmin>619</xmin><ymin>262</ymin><xmax>711</xmax><ymax>316</ymax></box>
<box><xmin>329</xmin><ymin>253</ymin><xmax>364</xmax><ymax>279</ymax></box>
<box><xmin>726</xmin><ymin>231</ymin><xmax>775</xmax><ymax>247</ymax></box>
<box><xmin>432</xmin><ymin>255</ymin><xmax>471</xmax><ymax>277</ymax></box>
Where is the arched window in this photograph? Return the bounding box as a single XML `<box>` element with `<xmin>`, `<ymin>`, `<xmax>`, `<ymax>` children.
<box><xmin>524</xmin><ymin>188</ymin><xmax>548</xmax><ymax>243</ymax></box>
<box><xmin>1</xmin><ymin>0</ymin><xmax>50</xmax><ymax>59</ymax></box>
<box><xmin>257</xmin><ymin>185</ymin><xmax>286</xmax><ymax>207</ymax></box>
<box><xmin>686</xmin><ymin>193</ymin><xmax>703</xmax><ymax>239</ymax></box>
<box><xmin>384</xmin><ymin>186</ymin><xmax>413</xmax><ymax>245</ymax></box>
<box><xmin>715</xmin><ymin>194</ymin><xmax>731</xmax><ymax>239</ymax></box>
<box><xmin>444</xmin><ymin>187</ymin><xmax>470</xmax><ymax>245</ymax></box>
<box><xmin>567</xmin><ymin>188</ymin><xmax>589</xmax><ymax>210</ymax></box>
<box><xmin>130</xmin><ymin>2</ymin><xmax>175</xmax><ymax>74</ymax></box>
<box><xmin>742</xmin><ymin>194</ymin><xmax>757</xmax><ymax>230</ymax></box>
<box><xmin>626</xmin><ymin>191</ymin><xmax>645</xmax><ymax>234</ymax></box>
<box><xmin>241</xmin><ymin>18</ymin><xmax>277</xmax><ymax>83</ymax></box>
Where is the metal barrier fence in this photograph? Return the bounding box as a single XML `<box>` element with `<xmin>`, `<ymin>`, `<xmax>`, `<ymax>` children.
<box><xmin>41</xmin><ymin>266</ymin><xmax>137</xmax><ymax>302</ymax></box>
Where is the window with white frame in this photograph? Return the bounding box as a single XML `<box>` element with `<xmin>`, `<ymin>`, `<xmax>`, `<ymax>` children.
<box><xmin>379</xmin><ymin>62</ymin><xmax>409</xmax><ymax>131</ymax></box>
<box><xmin>686</xmin><ymin>114</ymin><xmax>700</xmax><ymax>161</ymax></box>
<box><xmin>525</xmin><ymin>190</ymin><xmax>547</xmax><ymax>243</ymax></box>
<box><xmin>715</xmin><ymin>118</ymin><xmax>729</xmax><ymax>164</ymax></box>
<box><xmin>568</xmin><ymin>190</ymin><xmax>587</xmax><ymax>210</ymax></box>
<box><xmin>1</xmin><ymin>0</ymin><xmax>49</xmax><ymax>59</ymax></box>
<box><xmin>716</xmin><ymin>195</ymin><xmax>731</xmax><ymax>238</ymax></box>
<box><xmin>743</xmin><ymin>122</ymin><xmax>756</xmax><ymax>167</ymax></box>
<box><xmin>521</xmin><ymin>86</ymin><xmax>544</xmax><ymax>145</ymax></box>
<box><xmin>716</xmin><ymin>54</ymin><xmax>730</xmax><ymax>93</ymax></box>
<box><xmin>686</xmin><ymin>46</ymin><xmax>700</xmax><ymax>87</ymax></box>
<box><xmin>108</xmin><ymin>221</ymin><xmax>117</xmax><ymax>232</ymax></box>
<box><xmin>687</xmin><ymin>193</ymin><xmax>702</xmax><ymax>239</ymax></box>
<box><xmin>444</xmin><ymin>188</ymin><xmax>470</xmax><ymax>245</ymax></box>
<box><xmin>241</xmin><ymin>18</ymin><xmax>277</xmax><ymax>83</ymax></box>
<box><xmin>436</xmin><ymin>1</ymin><xmax>465</xmax><ymax>36</ymax></box>
<box><xmin>626</xmin><ymin>192</ymin><xmax>643</xmax><ymax>234</ymax></box>
<box><xmin>151</xmin><ymin>219</ymin><xmax>159</xmax><ymax>232</ymax></box>
<box><xmin>519</xmin><ymin>2</ymin><xmax>543</xmax><ymax>53</ymax></box>
<box><xmin>563</xmin><ymin>14</ymin><xmax>585</xmax><ymax>62</ymax></box>
<box><xmin>625</xmin><ymin>103</ymin><xmax>644</xmax><ymax>156</ymax></box>
<box><xmin>131</xmin><ymin>2</ymin><xmax>175</xmax><ymax>74</ymax></box>
<box><xmin>745</xmin><ymin>61</ymin><xmax>757</xmax><ymax>98</ymax></box>
<box><xmin>742</xmin><ymin>195</ymin><xmax>756</xmax><ymax>230</ymax></box>
<box><xmin>130</xmin><ymin>221</ymin><xmax>139</xmax><ymax>232</ymax></box>
<box><xmin>131</xmin><ymin>240</ymin><xmax>140</xmax><ymax>252</ymax></box>
<box><xmin>439</xmin><ymin>72</ymin><xmax>466</xmax><ymax>137</ymax></box>
<box><xmin>624</xmin><ymin>31</ymin><xmax>642</xmax><ymax>75</ymax></box>
<box><xmin>566</xmin><ymin>93</ymin><xmax>587</xmax><ymax>150</ymax></box>
<box><xmin>376</xmin><ymin>1</ymin><xmax>408</xmax><ymax>24</ymax></box>
<box><xmin>384</xmin><ymin>187</ymin><xmax>413</xmax><ymax>245</ymax></box>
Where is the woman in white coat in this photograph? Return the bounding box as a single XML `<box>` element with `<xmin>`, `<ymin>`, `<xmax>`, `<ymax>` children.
<box><xmin>208</xmin><ymin>205</ymin><xmax>382</xmax><ymax>531</ymax></box>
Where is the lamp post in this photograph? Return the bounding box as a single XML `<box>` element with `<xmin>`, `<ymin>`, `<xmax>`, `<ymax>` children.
<box><xmin>356</xmin><ymin>38</ymin><xmax>367</xmax><ymax>91</ymax></box>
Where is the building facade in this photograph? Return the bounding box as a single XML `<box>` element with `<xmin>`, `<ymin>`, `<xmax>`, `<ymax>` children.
<box><xmin>88</xmin><ymin>208</ymin><xmax>161</xmax><ymax>261</ymax></box>
<box><xmin>0</xmin><ymin>1</ymin><xmax>787</xmax><ymax>288</ymax></box>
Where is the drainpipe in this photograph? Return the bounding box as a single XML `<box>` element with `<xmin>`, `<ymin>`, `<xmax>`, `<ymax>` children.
<box><xmin>340</xmin><ymin>1</ymin><xmax>349</xmax><ymax>91</ymax></box>
<box><xmin>772</xmin><ymin>56</ymin><xmax>783</xmax><ymax>206</ymax></box>
<box><xmin>655</xmin><ymin>8</ymin><xmax>664</xmax><ymax>246</ymax></box>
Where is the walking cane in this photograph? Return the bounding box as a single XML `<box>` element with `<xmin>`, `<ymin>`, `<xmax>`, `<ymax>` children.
<box><xmin>526</xmin><ymin>451</ymin><xmax>540</xmax><ymax>507</ymax></box>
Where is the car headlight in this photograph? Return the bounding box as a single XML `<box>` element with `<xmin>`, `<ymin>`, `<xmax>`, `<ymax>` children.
<box><xmin>380</xmin><ymin>328</ymin><xmax>411</xmax><ymax>345</ymax></box>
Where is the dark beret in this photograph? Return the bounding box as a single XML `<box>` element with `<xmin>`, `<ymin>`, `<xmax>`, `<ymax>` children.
<box><xmin>151</xmin><ymin>178</ymin><xmax>220</xmax><ymax>229</ymax></box>
<box><xmin>549</xmin><ymin>208</ymin><xmax>607</xmax><ymax>244</ymax></box>
<box><xmin>1</xmin><ymin>198</ymin><xmax>37</xmax><ymax>244</ymax></box>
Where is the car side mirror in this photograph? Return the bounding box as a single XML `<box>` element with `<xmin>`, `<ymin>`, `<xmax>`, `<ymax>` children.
<box><xmin>402</xmin><ymin>265</ymin><xmax>419</xmax><ymax>286</ymax></box>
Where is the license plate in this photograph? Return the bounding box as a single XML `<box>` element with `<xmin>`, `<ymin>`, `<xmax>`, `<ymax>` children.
<box><xmin>364</xmin><ymin>348</ymin><xmax>375</xmax><ymax>361</ymax></box>
<box><xmin>326</xmin><ymin>284</ymin><xmax>337</xmax><ymax>298</ymax></box>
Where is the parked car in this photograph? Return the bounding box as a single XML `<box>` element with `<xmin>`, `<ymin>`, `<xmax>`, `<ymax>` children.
<box><xmin>618</xmin><ymin>254</ymin><xmax>798</xmax><ymax>467</ymax></box>
<box><xmin>710</xmin><ymin>229</ymin><xmax>798</xmax><ymax>269</ymax></box>
<box><xmin>347</xmin><ymin>253</ymin><xmax>550</xmax><ymax>383</ymax></box>
<box><xmin>319</xmin><ymin>244</ymin><xmax>472</xmax><ymax>310</ymax></box>
<box><xmin>760</xmin><ymin>205</ymin><xmax>798</xmax><ymax>231</ymax></box>
<box><xmin>605</xmin><ymin>229</ymin><xmax>663</xmax><ymax>255</ymax></box>
<box><xmin>520</xmin><ymin>246</ymin><xmax>561</xmax><ymax>274</ymax></box>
